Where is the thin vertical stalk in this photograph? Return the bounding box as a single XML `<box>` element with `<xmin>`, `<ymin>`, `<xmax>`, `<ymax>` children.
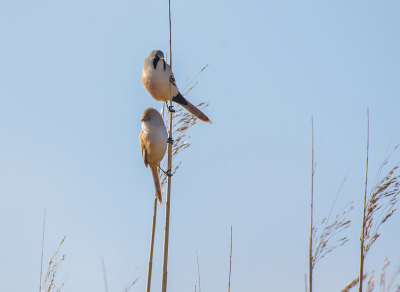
<box><xmin>228</xmin><ymin>226</ymin><xmax>232</xmax><ymax>292</ymax></box>
<box><xmin>146</xmin><ymin>197</ymin><xmax>158</xmax><ymax>292</ymax></box>
<box><xmin>196</xmin><ymin>251</ymin><xmax>201</xmax><ymax>292</ymax></box>
<box><xmin>309</xmin><ymin>116</ymin><xmax>314</xmax><ymax>292</ymax></box>
<box><xmin>359</xmin><ymin>108</ymin><xmax>369</xmax><ymax>292</ymax></box>
<box><xmin>304</xmin><ymin>274</ymin><xmax>307</xmax><ymax>292</ymax></box>
<box><xmin>168</xmin><ymin>0</ymin><xmax>172</xmax><ymax>70</ymax></box>
<box><xmin>161</xmin><ymin>1</ymin><xmax>173</xmax><ymax>291</ymax></box>
<box><xmin>101</xmin><ymin>257</ymin><xmax>109</xmax><ymax>292</ymax></box>
<box><xmin>39</xmin><ymin>207</ymin><xmax>46</xmax><ymax>292</ymax></box>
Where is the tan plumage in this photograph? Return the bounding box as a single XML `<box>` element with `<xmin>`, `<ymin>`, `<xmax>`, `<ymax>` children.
<box><xmin>139</xmin><ymin>108</ymin><xmax>168</xmax><ymax>204</ymax></box>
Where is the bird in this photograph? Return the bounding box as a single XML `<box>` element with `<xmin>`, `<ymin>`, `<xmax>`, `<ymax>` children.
<box><xmin>139</xmin><ymin>107</ymin><xmax>168</xmax><ymax>204</ymax></box>
<box><xmin>142</xmin><ymin>49</ymin><xmax>212</xmax><ymax>123</ymax></box>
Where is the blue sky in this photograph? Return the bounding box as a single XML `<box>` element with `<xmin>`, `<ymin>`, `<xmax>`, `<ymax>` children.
<box><xmin>1</xmin><ymin>1</ymin><xmax>400</xmax><ymax>291</ymax></box>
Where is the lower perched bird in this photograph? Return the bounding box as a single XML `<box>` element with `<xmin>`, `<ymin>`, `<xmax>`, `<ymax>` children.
<box><xmin>139</xmin><ymin>108</ymin><xmax>168</xmax><ymax>204</ymax></box>
<box><xmin>142</xmin><ymin>49</ymin><xmax>212</xmax><ymax>123</ymax></box>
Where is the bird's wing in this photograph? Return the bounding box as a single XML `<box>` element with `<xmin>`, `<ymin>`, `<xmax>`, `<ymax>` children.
<box><xmin>139</xmin><ymin>130</ymin><xmax>148</xmax><ymax>167</ymax></box>
<box><xmin>169</xmin><ymin>74</ymin><xmax>177</xmax><ymax>88</ymax></box>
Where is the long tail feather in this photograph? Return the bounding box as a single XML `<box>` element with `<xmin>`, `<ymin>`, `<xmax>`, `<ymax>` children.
<box><xmin>149</xmin><ymin>164</ymin><xmax>162</xmax><ymax>204</ymax></box>
<box><xmin>172</xmin><ymin>93</ymin><xmax>212</xmax><ymax>123</ymax></box>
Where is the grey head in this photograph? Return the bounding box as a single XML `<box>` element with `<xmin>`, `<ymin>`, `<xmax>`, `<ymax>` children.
<box><xmin>145</xmin><ymin>50</ymin><xmax>166</xmax><ymax>71</ymax></box>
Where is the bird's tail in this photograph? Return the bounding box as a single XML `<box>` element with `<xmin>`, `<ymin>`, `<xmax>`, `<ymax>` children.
<box><xmin>172</xmin><ymin>93</ymin><xmax>212</xmax><ymax>123</ymax></box>
<box><xmin>150</xmin><ymin>164</ymin><xmax>162</xmax><ymax>204</ymax></box>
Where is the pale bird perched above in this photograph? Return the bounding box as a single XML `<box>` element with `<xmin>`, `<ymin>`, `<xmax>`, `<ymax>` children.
<box><xmin>142</xmin><ymin>49</ymin><xmax>212</xmax><ymax>123</ymax></box>
<box><xmin>139</xmin><ymin>107</ymin><xmax>168</xmax><ymax>204</ymax></box>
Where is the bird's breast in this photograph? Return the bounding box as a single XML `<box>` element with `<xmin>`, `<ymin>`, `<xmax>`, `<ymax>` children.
<box><xmin>142</xmin><ymin>65</ymin><xmax>178</xmax><ymax>102</ymax></box>
<box><xmin>142</xmin><ymin>125</ymin><xmax>168</xmax><ymax>164</ymax></box>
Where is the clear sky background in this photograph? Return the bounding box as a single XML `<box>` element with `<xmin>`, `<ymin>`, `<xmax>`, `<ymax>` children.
<box><xmin>1</xmin><ymin>1</ymin><xmax>400</xmax><ymax>291</ymax></box>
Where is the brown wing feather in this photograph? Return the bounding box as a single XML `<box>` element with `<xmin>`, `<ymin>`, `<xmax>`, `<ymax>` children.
<box><xmin>139</xmin><ymin>130</ymin><xmax>148</xmax><ymax>167</ymax></box>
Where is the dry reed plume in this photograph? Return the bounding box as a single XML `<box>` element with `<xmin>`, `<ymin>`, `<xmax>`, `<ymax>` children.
<box><xmin>362</xmin><ymin>148</ymin><xmax>400</xmax><ymax>256</ymax></box>
<box><xmin>40</xmin><ymin>236</ymin><xmax>66</xmax><ymax>292</ymax></box>
<box><xmin>312</xmin><ymin>202</ymin><xmax>353</xmax><ymax>268</ymax></box>
<box><xmin>380</xmin><ymin>257</ymin><xmax>400</xmax><ymax>292</ymax></box>
<box><xmin>308</xmin><ymin>117</ymin><xmax>352</xmax><ymax>292</ymax></box>
<box><xmin>158</xmin><ymin>65</ymin><xmax>209</xmax><ymax>192</ymax></box>
<box><xmin>342</xmin><ymin>257</ymin><xmax>400</xmax><ymax>292</ymax></box>
<box><xmin>359</xmin><ymin>140</ymin><xmax>400</xmax><ymax>292</ymax></box>
<box><xmin>342</xmin><ymin>275</ymin><xmax>367</xmax><ymax>292</ymax></box>
<box><xmin>366</xmin><ymin>271</ymin><xmax>375</xmax><ymax>292</ymax></box>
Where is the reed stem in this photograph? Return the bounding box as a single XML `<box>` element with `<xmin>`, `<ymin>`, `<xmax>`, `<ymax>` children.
<box><xmin>359</xmin><ymin>108</ymin><xmax>369</xmax><ymax>292</ymax></box>
<box><xmin>309</xmin><ymin>116</ymin><xmax>314</xmax><ymax>292</ymax></box>
<box><xmin>146</xmin><ymin>197</ymin><xmax>158</xmax><ymax>292</ymax></box>
<box><xmin>161</xmin><ymin>1</ymin><xmax>173</xmax><ymax>291</ymax></box>
<box><xmin>228</xmin><ymin>226</ymin><xmax>232</xmax><ymax>292</ymax></box>
<box><xmin>39</xmin><ymin>207</ymin><xmax>46</xmax><ymax>292</ymax></box>
<box><xmin>101</xmin><ymin>257</ymin><xmax>109</xmax><ymax>292</ymax></box>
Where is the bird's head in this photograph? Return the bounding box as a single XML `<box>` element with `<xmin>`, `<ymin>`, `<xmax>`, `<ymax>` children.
<box><xmin>147</xmin><ymin>50</ymin><xmax>165</xmax><ymax>70</ymax></box>
<box><xmin>141</xmin><ymin>108</ymin><xmax>162</xmax><ymax>124</ymax></box>
<box><xmin>154</xmin><ymin>50</ymin><xmax>164</xmax><ymax>60</ymax></box>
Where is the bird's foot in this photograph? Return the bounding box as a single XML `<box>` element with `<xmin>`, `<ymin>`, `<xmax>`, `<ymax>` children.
<box><xmin>167</xmin><ymin>137</ymin><xmax>174</xmax><ymax>144</ymax></box>
<box><xmin>157</xmin><ymin>164</ymin><xmax>173</xmax><ymax>177</ymax></box>
<box><xmin>166</xmin><ymin>101</ymin><xmax>175</xmax><ymax>113</ymax></box>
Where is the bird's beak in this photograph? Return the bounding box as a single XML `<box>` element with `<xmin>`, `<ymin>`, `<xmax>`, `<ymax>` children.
<box><xmin>141</xmin><ymin>118</ymin><xmax>146</xmax><ymax>122</ymax></box>
<box><xmin>160</xmin><ymin>56</ymin><xmax>164</xmax><ymax>60</ymax></box>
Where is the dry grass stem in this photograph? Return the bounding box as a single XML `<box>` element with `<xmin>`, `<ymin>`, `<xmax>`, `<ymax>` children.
<box><xmin>304</xmin><ymin>274</ymin><xmax>307</xmax><ymax>292</ymax></box>
<box><xmin>123</xmin><ymin>274</ymin><xmax>139</xmax><ymax>292</ymax></box>
<box><xmin>309</xmin><ymin>116</ymin><xmax>314</xmax><ymax>292</ymax></box>
<box><xmin>362</xmin><ymin>145</ymin><xmax>400</xmax><ymax>256</ymax></box>
<box><xmin>196</xmin><ymin>251</ymin><xmax>201</xmax><ymax>292</ymax></box>
<box><xmin>309</xmin><ymin>118</ymin><xmax>352</xmax><ymax>275</ymax></box>
<box><xmin>309</xmin><ymin>117</ymin><xmax>353</xmax><ymax>292</ymax></box>
<box><xmin>181</xmin><ymin>64</ymin><xmax>209</xmax><ymax>91</ymax></box>
<box><xmin>359</xmin><ymin>110</ymin><xmax>400</xmax><ymax>292</ymax></box>
<box><xmin>341</xmin><ymin>275</ymin><xmax>366</xmax><ymax>292</ymax></box>
<box><xmin>101</xmin><ymin>257</ymin><xmax>108</xmax><ymax>292</ymax></box>
<box><xmin>359</xmin><ymin>108</ymin><xmax>370</xmax><ymax>292</ymax></box>
<box><xmin>228</xmin><ymin>226</ymin><xmax>232</xmax><ymax>292</ymax></box>
<box><xmin>39</xmin><ymin>208</ymin><xmax>46</xmax><ymax>292</ymax></box>
<box><xmin>41</xmin><ymin>236</ymin><xmax>66</xmax><ymax>292</ymax></box>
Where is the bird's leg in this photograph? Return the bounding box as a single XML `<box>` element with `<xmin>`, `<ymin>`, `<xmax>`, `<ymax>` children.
<box><xmin>166</xmin><ymin>101</ymin><xmax>175</xmax><ymax>113</ymax></box>
<box><xmin>157</xmin><ymin>164</ymin><xmax>173</xmax><ymax>177</ymax></box>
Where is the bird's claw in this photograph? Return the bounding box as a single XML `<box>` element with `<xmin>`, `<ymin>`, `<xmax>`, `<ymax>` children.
<box><xmin>166</xmin><ymin>101</ymin><xmax>175</xmax><ymax>113</ymax></box>
<box><xmin>157</xmin><ymin>164</ymin><xmax>173</xmax><ymax>177</ymax></box>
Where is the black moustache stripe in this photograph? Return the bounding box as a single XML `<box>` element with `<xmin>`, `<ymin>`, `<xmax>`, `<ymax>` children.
<box><xmin>153</xmin><ymin>56</ymin><xmax>159</xmax><ymax>70</ymax></box>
